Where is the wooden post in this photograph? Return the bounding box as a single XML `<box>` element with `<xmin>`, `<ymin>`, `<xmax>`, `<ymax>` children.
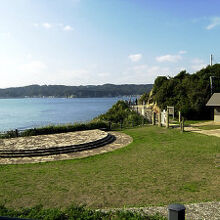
<box><xmin>178</xmin><ymin>111</ymin><xmax>181</xmax><ymax>123</ymax></box>
<box><xmin>182</xmin><ymin>117</ymin><xmax>184</xmax><ymax>132</ymax></box>
<box><xmin>152</xmin><ymin>112</ymin><xmax>155</xmax><ymax>125</ymax></box>
<box><xmin>108</xmin><ymin>121</ymin><xmax>112</xmax><ymax>130</ymax></box>
<box><xmin>166</xmin><ymin>111</ymin><xmax>169</xmax><ymax>128</ymax></box>
<box><xmin>15</xmin><ymin>129</ymin><xmax>18</xmax><ymax>137</ymax></box>
<box><xmin>120</xmin><ymin>120</ymin><xmax>123</xmax><ymax>130</ymax></box>
<box><xmin>158</xmin><ymin>111</ymin><xmax>161</xmax><ymax>127</ymax></box>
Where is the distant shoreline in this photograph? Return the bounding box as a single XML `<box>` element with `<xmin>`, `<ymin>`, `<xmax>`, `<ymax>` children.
<box><xmin>0</xmin><ymin>95</ymin><xmax>139</xmax><ymax>99</ymax></box>
<box><xmin>0</xmin><ymin>84</ymin><xmax>153</xmax><ymax>99</ymax></box>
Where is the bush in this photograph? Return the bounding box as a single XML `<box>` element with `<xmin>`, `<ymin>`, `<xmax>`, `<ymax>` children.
<box><xmin>0</xmin><ymin>121</ymin><xmax>109</xmax><ymax>139</ymax></box>
<box><xmin>0</xmin><ymin>204</ymin><xmax>167</xmax><ymax>220</ymax></box>
<box><xmin>21</xmin><ymin>121</ymin><xmax>109</xmax><ymax>137</ymax></box>
<box><xmin>96</xmin><ymin>100</ymin><xmax>144</xmax><ymax>126</ymax></box>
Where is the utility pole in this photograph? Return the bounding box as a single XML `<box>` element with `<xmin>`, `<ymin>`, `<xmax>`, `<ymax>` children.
<box><xmin>210</xmin><ymin>76</ymin><xmax>214</xmax><ymax>95</ymax></box>
<box><xmin>210</xmin><ymin>54</ymin><xmax>213</xmax><ymax>66</ymax></box>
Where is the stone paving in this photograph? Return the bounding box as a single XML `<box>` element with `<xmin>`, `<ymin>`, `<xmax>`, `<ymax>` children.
<box><xmin>0</xmin><ymin>131</ymin><xmax>132</xmax><ymax>164</ymax></box>
<box><xmin>102</xmin><ymin>201</ymin><xmax>220</xmax><ymax>220</ymax></box>
<box><xmin>0</xmin><ymin>129</ymin><xmax>108</xmax><ymax>151</ymax></box>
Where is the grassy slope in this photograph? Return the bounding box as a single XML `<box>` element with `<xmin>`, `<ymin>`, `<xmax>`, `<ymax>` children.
<box><xmin>0</xmin><ymin>126</ymin><xmax>219</xmax><ymax>209</ymax></box>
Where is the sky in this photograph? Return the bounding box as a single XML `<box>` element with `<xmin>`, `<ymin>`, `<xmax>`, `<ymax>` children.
<box><xmin>0</xmin><ymin>0</ymin><xmax>220</xmax><ymax>88</ymax></box>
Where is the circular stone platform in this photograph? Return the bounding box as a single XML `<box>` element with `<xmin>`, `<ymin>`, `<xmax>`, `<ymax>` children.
<box><xmin>0</xmin><ymin>130</ymin><xmax>132</xmax><ymax>164</ymax></box>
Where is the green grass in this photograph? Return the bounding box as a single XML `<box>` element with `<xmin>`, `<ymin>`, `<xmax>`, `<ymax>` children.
<box><xmin>184</xmin><ymin>120</ymin><xmax>210</xmax><ymax>125</ymax></box>
<box><xmin>0</xmin><ymin>204</ymin><xmax>166</xmax><ymax>220</ymax></box>
<box><xmin>198</xmin><ymin>125</ymin><xmax>220</xmax><ymax>130</ymax></box>
<box><xmin>168</xmin><ymin>120</ymin><xmax>210</xmax><ymax>126</ymax></box>
<box><xmin>0</xmin><ymin>126</ymin><xmax>219</xmax><ymax>209</ymax></box>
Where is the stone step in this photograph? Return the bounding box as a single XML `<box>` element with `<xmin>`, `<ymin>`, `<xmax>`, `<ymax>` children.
<box><xmin>0</xmin><ymin>134</ymin><xmax>115</xmax><ymax>158</ymax></box>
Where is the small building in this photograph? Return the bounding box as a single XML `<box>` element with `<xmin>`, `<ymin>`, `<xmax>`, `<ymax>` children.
<box><xmin>206</xmin><ymin>93</ymin><xmax>220</xmax><ymax>122</ymax></box>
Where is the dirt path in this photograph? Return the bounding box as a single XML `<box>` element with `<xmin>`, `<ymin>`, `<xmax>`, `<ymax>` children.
<box><xmin>184</xmin><ymin>126</ymin><xmax>220</xmax><ymax>137</ymax></box>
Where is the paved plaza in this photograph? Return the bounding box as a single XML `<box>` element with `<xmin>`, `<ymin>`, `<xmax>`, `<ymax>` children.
<box><xmin>0</xmin><ymin>130</ymin><xmax>132</xmax><ymax>164</ymax></box>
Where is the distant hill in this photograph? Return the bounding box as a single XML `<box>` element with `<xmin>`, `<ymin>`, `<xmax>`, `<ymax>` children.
<box><xmin>0</xmin><ymin>84</ymin><xmax>153</xmax><ymax>98</ymax></box>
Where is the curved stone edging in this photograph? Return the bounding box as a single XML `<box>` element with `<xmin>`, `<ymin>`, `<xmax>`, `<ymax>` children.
<box><xmin>0</xmin><ymin>131</ymin><xmax>133</xmax><ymax>164</ymax></box>
<box><xmin>0</xmin><ymin>134</ymin><xmax>115</xmax><ymax>158</ymax></box>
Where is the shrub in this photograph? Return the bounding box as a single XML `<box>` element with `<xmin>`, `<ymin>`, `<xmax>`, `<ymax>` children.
<box><xmin>0</xmin><ymin>121</ymin><xmax>109</xmax><ymax>139</ymax></box>
<box><xmin>96</xmin><ymin>100</ymin><xmax>144</xmax><ymax>126</ymax></box>
<box><xmin>0</xmin><ymin>204</ymin><xmax>167</xmax><ymax>220</ymax></box>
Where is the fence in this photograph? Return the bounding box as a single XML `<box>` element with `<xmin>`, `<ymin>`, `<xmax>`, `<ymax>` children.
<box><xmin>130</xmin><ymin>104</ymin><xmax>185</xmax><ymax>130</ymax></box>
<box><xmin>131</xmin><ymin>104</ymin><xmax>153</xmax><ymax>123</ymax></box>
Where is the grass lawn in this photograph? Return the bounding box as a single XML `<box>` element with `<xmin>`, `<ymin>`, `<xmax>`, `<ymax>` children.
<box><xmin>198</xmin><ymin>125</ymin><xmax>220</xmax><ymax>130</ymax></box>
<box><xmin>0</xmin><ymin>126</ymin><xmax>219</xmax><ymax>209</ymax></box>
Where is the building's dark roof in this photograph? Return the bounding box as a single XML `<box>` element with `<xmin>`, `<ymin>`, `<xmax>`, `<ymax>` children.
<box><xmin>206</xmin><ymin>93</ymin><xmax>220</xmax><ymax>106</ymax></box>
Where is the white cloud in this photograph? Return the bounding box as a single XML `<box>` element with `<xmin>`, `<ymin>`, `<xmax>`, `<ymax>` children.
<box><xmin>116</xmin><ymin>64</ymin><xmax>171</xmax><ymax>84</ymax></box>
<box><xmin>191</xmin><ymin>58</ymin><xmax>207</xmax><ymax>71</ymax></box>
<box><xmin>0</xmin><ymin>32</ymin><xmax>11</xmax><ymax>38</ymax></box>
<box><xmin>33</xmin><ymin>23</ymin><xmax>40</xmax><ymax>28</ymax></box>
<box><xmin>156</xmin><ymin>54</ymin><xmax>182</xmax><ymax>63</ymax></box>
<box><xmin>128</xmin><ymin>54</ymin><xmax>142</xmax><ymax>62</ymax></box>
<box><xmin>26</xmin><ymin>53</ymin><xmax>32</xmax><ymax>59</ymax></box>
<box><xmin>19</xmin><ymin>61</ymin><xmax>47</xmax><ymax>74</ymax></box>
<box><xmin>63</xmin><ymin>25</ymin><xmax>74</xmax><ymax>31</ymax></box>
<box><xmin>179</xmin><ymin>50</ymin><xmax>187</xmax><ymax>54</ymax></box>
<box><xmin>33</xmin><ymin>22</ymin><xmax>74</xmax><ymax>32</ymax></box>
<box><xmin>98</xmin><ymin>72</ymin><xmax>110</xmax><ymax>77</ymax></box>
<box><xmin>206</xmin><ymin>17</ymin><xmax>220</xmax><ymax>30</ymax></box>
<box><xmin>42</xmin><ymin>22</ymin><xmax>52</xmax><ymax>29</ymax></box>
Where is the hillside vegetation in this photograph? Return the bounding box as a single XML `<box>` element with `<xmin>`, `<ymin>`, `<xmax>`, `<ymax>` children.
<box><xmin>0</xmin><ymin>84</ymin><xmax>153</xmax><ymax>98</ymax></box>
<box><xmin>152</xmin><ymin>64</ymin><xmax>220</xmax><ymax>119</ymax></box>
<box><xmin>95</xmin><ymin>100</ymin><xmax>144</xmax><ymax>125</ymax></box>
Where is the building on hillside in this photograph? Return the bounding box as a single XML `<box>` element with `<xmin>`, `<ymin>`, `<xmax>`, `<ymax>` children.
<box><xmin>206</xmin><ymin>93</ymin><xmax>220</xmax><ymax>122</ymax></box>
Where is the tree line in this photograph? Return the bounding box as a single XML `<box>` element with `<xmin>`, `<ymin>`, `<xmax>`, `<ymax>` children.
<box><xmin>0</xmin><ymin>84</ymin><xmax>153</xmax><ymax>98</ymax></box>
<box><xmin>151</xmin><ymin>64</ymin><xmax>220</xmax><ymax>120</ymax></box>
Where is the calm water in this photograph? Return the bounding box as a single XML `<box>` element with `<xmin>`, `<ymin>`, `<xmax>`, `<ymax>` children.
<box><xmin>0</xmin><ymin>97</ymin><xmax>126</xmax><ymax>132</ymax></box>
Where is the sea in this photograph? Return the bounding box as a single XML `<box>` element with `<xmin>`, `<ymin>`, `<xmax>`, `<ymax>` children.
<box><xmin>0</xmin><ymin>97</ymin><xmax>132</xmax><ymax>132</ymax></box>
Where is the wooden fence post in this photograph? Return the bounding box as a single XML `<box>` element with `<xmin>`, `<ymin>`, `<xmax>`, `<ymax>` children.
<box><xmin>178</xmin><ymin>111</ymin><xmax>181</xmax><ymax>123</ymax></box>
<box><xmin>166</xmin><ymin>111</ymin><xmax>169</xmax><ymax>128</ymax></box>
<box><xmin>152</xmin><ymin>112</ymin><xmax>155</xmax><ymax>125</ymax></box>
<box><xmin>158</xmin><ymin>111</ymin><xmax>161</xmax><ymax>127</ymax></box>
<box><xmin>120</xmin><ymin>120</ymin><xmax>123</xmax><ymax>130</ymax></box>
<box><xmin>181</xmin><ymin>117</ymin><xmax>184</xmax><ymax>132</ymax></box>
<box><xmin>108</xmin><ymin>121</ymin><xmax>112</xmax><ymax>130</ymax></box>
<box><xmin>15</xmin><ymin>129</ymin><xmax>18</xmax><ymax>137</ymax></box>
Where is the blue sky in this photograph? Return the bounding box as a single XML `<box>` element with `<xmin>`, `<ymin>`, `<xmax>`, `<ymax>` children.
<box><xmin>0</xmin><ymin>0</ymin><xmax>220</xmax><ymax>88</ymax></box>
